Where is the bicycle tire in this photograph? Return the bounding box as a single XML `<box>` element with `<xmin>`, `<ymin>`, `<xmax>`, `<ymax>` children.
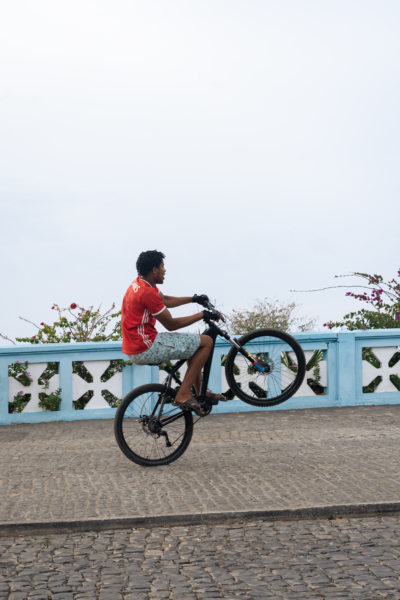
<box><xmin>114</xmin><ymin>383</ymin><xmax>193</xmax><ymax>466</ymax></box>
<box><xmin>225</xmin><ymin>329</ymin><xmax>306</xmax><ymax>407</ymax></box>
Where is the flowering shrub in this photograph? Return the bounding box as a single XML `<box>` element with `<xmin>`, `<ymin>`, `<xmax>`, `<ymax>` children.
<box><xmin>2</xmin><ymin>303</ymin><xmax>123</xmax><ymax>412</ymax></box>
<box><xmin>8</xmin><ymin>361</ymin><xmax>33</xmax><ymax>413</ymax></box>
<box><xmin>7</xmin><ymin>360</ymin><xmax>63</xmax><ymax>413</ymax></box>
<box><xmin>8</xmin><ymin>392</ymin><xmax>31</xmax><ymax>413</ymax></box>
<box><xmin>38</xmin><ymin>388</ymin><xmax>62</xmax><ymax>411</ymax></box>
<box><xmin>323</xmin><ymin>269</ymin><xmax>400</xmax><ymax>331</ymax></box>
<box><xmin>8</xmin><ymin>360</ymin><xmax>33</xmax><ymax>384</ymax></box>
<box><xmin>13</xmin><ymin>303</ymin><xmax>121</xmax><ymax>344</ymax></box>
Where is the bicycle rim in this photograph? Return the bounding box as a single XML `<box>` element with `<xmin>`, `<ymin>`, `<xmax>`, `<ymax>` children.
<box><xmin>114</xmin><ymin>384</ymin><xmax>193</xmax><ymax>466</ymax></box>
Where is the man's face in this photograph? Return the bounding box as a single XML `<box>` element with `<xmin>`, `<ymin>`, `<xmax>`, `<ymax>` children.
<box><xmin>153</xmin><ymin>261</ymin><xmax>166</xmax><ymax>285</ymax></box>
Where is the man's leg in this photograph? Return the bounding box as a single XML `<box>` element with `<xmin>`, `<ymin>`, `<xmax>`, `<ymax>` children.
<box><xmin>175</xmin><ymin>335</ymin><xmax>213</xmax><ymax>404</ymax></box>
<box><xmin>186</xmin><ymin>356</ymin><xmax>201</xmax><ymax>395</ymax></box>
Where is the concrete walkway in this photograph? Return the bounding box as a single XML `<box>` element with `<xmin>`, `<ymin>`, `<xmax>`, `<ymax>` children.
<box><xmin>1</xmin><ymin>405</ymin><xmax>400</xmax><ymax>535</ymax></box>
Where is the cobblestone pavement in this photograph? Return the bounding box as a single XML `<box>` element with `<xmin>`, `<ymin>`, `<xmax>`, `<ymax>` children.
<box><xmin>2</xmin><ymin>405</ymin><xmax>400</xmax><ymax>527</ymax></box>
<box><xmin>1</xmin><ymin>516</ymin><xmax>400</xmax><ymax>599</ymax></box>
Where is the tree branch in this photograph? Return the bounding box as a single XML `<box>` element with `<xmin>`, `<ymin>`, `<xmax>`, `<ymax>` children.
<box><xmin>18</xmin><ymin>316</ymin><xmax>41</xmax><ymax>329</ymax></box>
<box><xmin>290</xmin><ymin>284</ymin><xmax>398</xmax><ymax>302</ymax></box>
<box><xmin>0</xmin><ymin>333</ymin><xmax>16</xmax><ymax>345</ymax></box>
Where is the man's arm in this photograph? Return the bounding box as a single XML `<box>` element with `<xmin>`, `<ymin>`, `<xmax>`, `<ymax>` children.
<box><xmin>159</xmin><ymin>293</ymin><xmax>193</xmax><ymax>309</ymax></box>
<box><xmin>156</xmin><ymin>307</ymin><xmax>204</xmax><ymax>332</ymax></box>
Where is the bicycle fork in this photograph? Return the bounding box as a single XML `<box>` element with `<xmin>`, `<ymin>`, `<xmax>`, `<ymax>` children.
<box><xmin>213</xmin><ymin>324</ymin><xmax>270</xmax><ymax>374</ymax></box>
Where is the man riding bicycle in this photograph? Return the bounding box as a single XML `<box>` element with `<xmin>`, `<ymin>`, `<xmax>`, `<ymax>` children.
<box><xmin>121</xmin><ymin>250</ymin><xmax>223</xmax><ymax>416</ymax></box>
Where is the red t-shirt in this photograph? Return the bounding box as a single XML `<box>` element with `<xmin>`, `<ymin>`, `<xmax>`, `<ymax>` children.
<box><xmin>121</xmin><ymin>277</ymin><xmax>166</xmax><ymax>355</ymax></box>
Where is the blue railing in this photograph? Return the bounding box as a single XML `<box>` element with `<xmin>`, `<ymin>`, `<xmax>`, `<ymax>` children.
<box><xmin>1</xmin><ymin>329</ymin><xmax>399</xmax><ymax>425</ymax></box>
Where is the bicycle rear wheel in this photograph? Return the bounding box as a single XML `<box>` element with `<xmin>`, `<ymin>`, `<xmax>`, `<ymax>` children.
<box><xmin>114</xmin><ymin>383</ymin><xmax>193</xmax><ymax>466</ymax></box>
<box><xmin>225</xmin><ymin>329</ymin><xmax>306</xmax><ymax>407</ymax></box>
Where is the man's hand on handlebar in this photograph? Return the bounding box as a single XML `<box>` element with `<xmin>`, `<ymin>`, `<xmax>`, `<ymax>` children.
<box><xmin>192</xmin><ymin>294</ymin><xmax>210</xmax><ymax>307</ymax></box>
<box><xmin>203</xmin><ymin>309</ymin><xmax>222</xmax><ymax>323</ymax></box>
<box><xmin>193</xmin><ymin>295</ymin><xmax>225</xmax><ymax>322</ymax></box>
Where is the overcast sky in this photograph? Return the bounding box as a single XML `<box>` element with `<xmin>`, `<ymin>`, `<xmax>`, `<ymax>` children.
<box><xmin>1</xmin><ymin>0</ymin><xmax>399</xmax><ymax>343</ymax></box>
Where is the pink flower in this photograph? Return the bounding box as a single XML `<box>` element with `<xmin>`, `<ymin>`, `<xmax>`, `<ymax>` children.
<box><xmin>70</xmin><ymin>303</ymin><xmax>77</xmax><ymax>309</ymax></box>
<box><xmin>18</xmin><ymin>391</ymin><xmax>24</xmax><ymax>396</ymax></box>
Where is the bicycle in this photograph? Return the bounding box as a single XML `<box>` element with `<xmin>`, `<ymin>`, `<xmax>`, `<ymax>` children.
<box><xmin>114</xmin><ymin>299</ymin><xmax>306</xmax><ymax>466</ymax></box>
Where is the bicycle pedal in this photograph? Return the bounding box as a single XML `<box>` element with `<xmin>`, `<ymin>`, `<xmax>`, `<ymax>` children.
<box><xmin>204</xmin><ymin>393</ymin><xmax>227</xmax><ymax>405</ymax></box>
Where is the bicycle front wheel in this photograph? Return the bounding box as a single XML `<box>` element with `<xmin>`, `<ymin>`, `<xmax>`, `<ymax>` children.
<box><xmin>114</xmin><ymin>383</ymin><xmax>193</xmax><ymax>466</ymax></box>
<box><xmin>225</xmin><ymin>329</ymin><xmax>306</xmax><ymax>407</ymax></box>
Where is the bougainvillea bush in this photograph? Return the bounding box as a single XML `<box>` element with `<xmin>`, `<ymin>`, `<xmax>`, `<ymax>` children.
<box><xmin>14</xmin><ymin>303</ymin><xmax>122</xmax><ymax>344</ymax></box>
<box><xmin>323</xmin><ymin>269</ymin><xmax>400</xmax><ymax>331</ymax></box>
<box><xmin>2</xmin><ymin>303</ymin><xmax>123</xmax><ymax>412</ymax></box>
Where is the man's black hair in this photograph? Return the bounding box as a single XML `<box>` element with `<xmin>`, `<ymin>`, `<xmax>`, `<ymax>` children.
<box><xmin>136</xmin><ymin>250</ymin><xmax>165</xmax><ymax>276</ymax></box>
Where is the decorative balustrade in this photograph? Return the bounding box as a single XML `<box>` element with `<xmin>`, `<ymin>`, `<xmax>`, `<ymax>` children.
<box><xmin>1</xmin><ymin>329</ymin><xmax>399</xmax><ymax>425</ymax></box>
